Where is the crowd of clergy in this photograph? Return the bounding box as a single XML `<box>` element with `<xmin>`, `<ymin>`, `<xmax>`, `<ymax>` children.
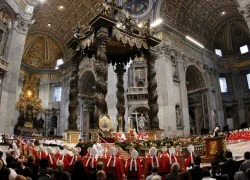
<box><xmin>0</xmin><ymin>134</ymin><xmax>250</xmax><ymax>180</ymax></box>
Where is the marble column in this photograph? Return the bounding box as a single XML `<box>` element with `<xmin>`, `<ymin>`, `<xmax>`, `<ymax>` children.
<box><xmin>144</xmin><ymin>49</ymin><xmax>159</xmax><ymax>129</ymax></box>
<box><xmin>68</xmin><ymin>52</ymin><xmax>81</xmax><ymax>130</ymax></box>
<box><xmin>82</xmin><ymin>103</ymin><xmax>90</xmax><ymax>140</ymax></box>
<box><xmin>231</xmin><ymin>71</ymin><xmax>245</xmax><ymax>126</ymax></box>
<box><xmin>0</xmin><ymin>16</ymin><xmax>31</xmax><ymax>134</ymax></box>
<box><xmin>94</xmin><ymin>43</ymin><xmax>108</xmax><ymax>128</ymax></box>
<box><xmin>115</xmin><ymin>63</ymin><xmax>126</xmax><ymax>132</ymax></box>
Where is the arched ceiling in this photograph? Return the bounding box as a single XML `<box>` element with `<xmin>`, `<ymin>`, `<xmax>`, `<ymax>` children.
<box><xmin>214</xmin><ymin>22</ymin><xmax>250</xmax><ymax>57</ymax></box>
<box><xmin>186</xmin><ymin>65</ymin><xmax>206</xmax><ymax>92</ymax></box>
<box><xmin>28</xmin><ymin>0</ymin><xmax>102</xmax><ymax>56</ymax></box>
<box><xmin>159</xmin><ymin>0</ymin><xmax>248</xmax><ymax>49</ymax></box>
<box><xmin>23</xmin><ymin>33</ymin><xmax>63</xmax><ymax>69</ymax></box>
<box><xmin>27</xmin><ymin>0</ymin><xmax>248</xmax><ymax>55</ymax></box>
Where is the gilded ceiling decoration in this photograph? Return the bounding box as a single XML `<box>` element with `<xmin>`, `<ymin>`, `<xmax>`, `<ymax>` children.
<box><xmin>29</xmin><ymin>0</ymin><xmax>103</xmax><ymax>57</ymax></box>
<box><xmin>28</xmin><ymin>0</ymin><xmax>248</xmax><ymax>54</ymax></box>
<box><xmin>214</xmin><ymin>22</ymin><xmax>250</xmax><ymax>57</ymax></box>
<box><xmin>159</xmin><ymin>0</ymin><xmax>247</xmax><ymax>48</ymax></box>
<box><xmin>23</xmin><ymin>34</ymin><xmax>62</xmax><ymax>69</ymax></box>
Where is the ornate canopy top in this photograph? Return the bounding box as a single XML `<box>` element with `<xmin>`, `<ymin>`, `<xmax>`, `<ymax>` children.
<box><xmin>70</xmin><ymin>0</ymin><xmax>161</xmax><ymax>65</ymax></box>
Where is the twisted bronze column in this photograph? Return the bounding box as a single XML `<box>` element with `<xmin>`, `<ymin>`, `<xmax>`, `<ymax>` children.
<box><xmin>145</xmin><ymin>49</ymin><xmax>159</xmax><ymax>129</ymax></box>
<box><xmin>68</xmin><ymin>51</ymin><xmax>81</xmax><ymax>130</ymax></box>
<box><xmin>115</xmin><ymin>63</ymin><xmax>126</xmax><ymax>132</ymax></box>
<box><xmin>94</xmin><ymin>43</ymin><xmax>108</xmax><ymax>128</ymax></box>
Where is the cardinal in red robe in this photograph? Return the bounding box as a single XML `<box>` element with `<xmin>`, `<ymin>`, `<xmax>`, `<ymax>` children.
<box><xmin>105</xmin><ymin>147</ymin><xmax>123</xmax><ymax>180</ymax></box>
<box><xmin>125</xmin><ymin>150</ymin><xmax>142</xmax><ymax>180</ymax></box>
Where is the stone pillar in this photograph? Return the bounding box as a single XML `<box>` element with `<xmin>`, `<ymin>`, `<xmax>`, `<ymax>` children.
<box><xmin>178</xmin><ymin>55</ymin><xmax>190</xmax><ymax>136</ymax></box>
<box><xmin>145</xmin><ymin>49</ymin><xmax>159</xmax><ymax>129</ymax></box>
<box><xmin>0</xmin><ymin>15</ymin><xmax>31</xmax><ymax>134</ymax></box>
<box><xmin>68</xmin><ymin>51</ymin><xmax>81</xmax><ymax>130</ymax></box>
<box><xmin>106</xmin><ymin>64</ymin><xmax>118</xmax><ymax>130</ymax></box>
<box><xmin>94</xmin><ymin>43</ymin><xmax>108</xmax><ymax>128</ymax></box>
<box><xmin>115</xmin><ymin>63</ymin><xmax>126</xmax><ymax>132</ymax></box>
<box><xmin>231</xmin><ymin>71</ymin><xmax>245</xmax><ymax>126</ymax></box>
<box><xmin>82</xmin><ymin>103</ymin><xmax>90</xmax><ymax>140</ymax></box>
<box><xmin>59</xmin><ymin>77</ymin><xmax>69</xmax><ymax>135</ymax></box>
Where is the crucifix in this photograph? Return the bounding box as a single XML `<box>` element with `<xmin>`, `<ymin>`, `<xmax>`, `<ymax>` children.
<box><xmin>131</xmin><ymin>110</ymin><xmax>140</xmax><ymax>132</ymax></box>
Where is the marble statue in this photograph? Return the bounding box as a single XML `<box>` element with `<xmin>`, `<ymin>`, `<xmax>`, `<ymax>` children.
<box><xmin>138</xmin><ymin>113</ymin><xmax>148</xmax><ymax>132</ymax></box>
<box><xmin>176</xmin><ymin>106</ymin><xmax>182</xmax><ymax>126</ymax></box>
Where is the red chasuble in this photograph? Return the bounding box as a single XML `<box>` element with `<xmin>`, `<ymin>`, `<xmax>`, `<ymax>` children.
<box><xmin>125</xmin><ymin>158</ymin><xmax>142</xmax><ymax>180</ymax></box>
<box><xmin>105</xmin><ymin>156</ymin><xmax>123</xmax><ymax>180</ymax></box>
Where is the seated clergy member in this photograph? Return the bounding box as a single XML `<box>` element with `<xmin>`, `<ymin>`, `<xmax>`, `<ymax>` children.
<box><xmin>125</xmin><ymin>149</ymin><xmax>142</xmax><ymax>180</ymax></box>
<box><xmin>105</xmin><ymin>147</ymin><xmax>123</xmax><ymax>180</ymax></box>
<box><xmin>184</xmin><ymin>144</ymin><xmax>196</xmax><ymax>170</ymax></box>
<box><xmin>47</xmin><ymin>147</ymin><xmax>57</xmax><ymax>169</ymax></box>
<box><xmin>164</xmin><ymin>147</ymin><xmax>178</xmax><ymax>174</ymax></box>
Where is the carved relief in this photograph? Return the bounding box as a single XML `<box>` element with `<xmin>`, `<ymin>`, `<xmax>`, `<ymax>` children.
<box><xmin>0</xmin><ymin>9</ymin><xmax>11</xmax><ymax>27</ymax></box>
<box><xmin>171</xmin><ymin>55</ymin><xmax>179</xmax><ymax>81</ymax></box>
<box><xmin>144</xmin><ymin>49</ymin><xmax>159</xmax><ymax>129</ymax></box>
<box><xmin>176</xmin><ymin>104</ymin><xmax>183</xmax><ymax>129</ymax></box>
<box><xmin>94</xmin><ymin>43</ymin><xmax>108</xmax><ymax>128</ymax></box>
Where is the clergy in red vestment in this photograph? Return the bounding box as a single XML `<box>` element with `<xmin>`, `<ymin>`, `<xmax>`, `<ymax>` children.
<box><xmin>125</xmin><ymin>149</ymin><xmax>142</xmax><ymax>180</ymax></box>
<box><xmin>145</xmin><ymin>147</ymin><xmax>161</xmax><ymax>176</ymax></box>
<box><xmin>84</xmin><ymin>147</ymin><xmax>98</xmax><ymax>179</ymax></box>
<box><xmin>37</xmin><ymin>145</ymin><xmax>47</xmax><ymax>160</ymax></box>
<box><xmin>56</xmin><ymin>149</ymin><xmax>70</xmax><ymax>170</ymax></box>
<box><xmin>69</xmin><ymin>148</ymin><xmax>82</xmax><ymax>168</ymax></box>
<box><xmin>160</xmin><ymin>146</ymin><xmax>169</xmax><ymax>158</ymax></box>
<box><xmin>47</xmin><ymin>147</ymin><xmax>57</xmax><ymax>169</ymax></box>
<box><xmin>184</xmin><ymin>144</ymin><xmax>196</xmax><ymax>170</ymax></box>
<box><xmin>54</xmin><ymin>147</ymin><xmax>62</xmax><ymax>160</ymax></box>
<box><xmin>164</xmin><ymin>147</ymin><xmax>179</xmax><ymax>173</ymax></box>
<box><xmin>105</xmin><ymin>147</ymin><xmax>123</xmax><ymax>180</ymax></box>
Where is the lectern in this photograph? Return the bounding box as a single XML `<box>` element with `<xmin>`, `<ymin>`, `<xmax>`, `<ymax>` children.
<box><xmin>201</xmin><ymin>136</ymin><xmax>226</xmax><ymax>163</ymax></box>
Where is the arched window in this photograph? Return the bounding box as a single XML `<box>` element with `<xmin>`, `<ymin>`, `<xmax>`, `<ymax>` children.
<box><xmin>53</xmin><ymin>86</ymin><xmax>61</xmax><ymax>101</ymax></box>
<box><xmin>246</xmin><ymin>73</ymin><xmax>250</xmax><ymax>90</ymax></box>
<box><xmin>219</xmin><ymin>77</ymin><xmax>228</xmax><ymax>93</ymax></box>
<box><xmin>55</xmin><ymin>59</ymin><xmax>63</xmax><ymax>70</ymax></box>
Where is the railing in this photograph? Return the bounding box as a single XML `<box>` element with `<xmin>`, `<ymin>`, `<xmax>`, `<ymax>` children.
<box><xmin>127</xmin><ymin>87</ymin><xmax>148</xmax><ymax>94</ymax></box>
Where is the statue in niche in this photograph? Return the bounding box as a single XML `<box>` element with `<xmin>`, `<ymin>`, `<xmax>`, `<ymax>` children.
<box><xmin>212</xmin><ymin>110</ymin><xmax>218</xmax><ymax>127</ymax></box>
<box><xmin>38</xmin><ymin>117</ymin><xmax>44</xmax><ymax>129</ymax></box>
<box><xmin>171</xmin><ymin>55</ymin><xmax>179</xmax><ymax>79</ymax></box>
<box><xmin>176</xmin><ymin>105</ymin><xmax>182</xmax><ymax>127</ymax></box>
<box><xmin>50</xmin><ymin>108</ymin><xmax>58</xmax><ymax>130</ymax></box>
<box><xmin>138</xmin><ymin>113</ymin><xmax>148</xmax><ymax>132</ymax></box>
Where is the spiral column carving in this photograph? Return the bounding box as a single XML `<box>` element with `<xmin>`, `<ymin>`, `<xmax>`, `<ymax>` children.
<box><xmin>145</xmin><ymin>49</ymin><xmax>159</xmax><ymax>129</ymax></box>
<box><xmin>68</xmin><ymin>51</ymin><xmax>81</xmax><ymax>130</ymax></box>
<box><xmin>94</xmin><ymin>43</ymin><xmax>108</xmax><ymax>128</ymax></box>
<box><xmin>115</xmin><ymin>63</ymin><xmax>126</xmax><ymax>132</ymax></box>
